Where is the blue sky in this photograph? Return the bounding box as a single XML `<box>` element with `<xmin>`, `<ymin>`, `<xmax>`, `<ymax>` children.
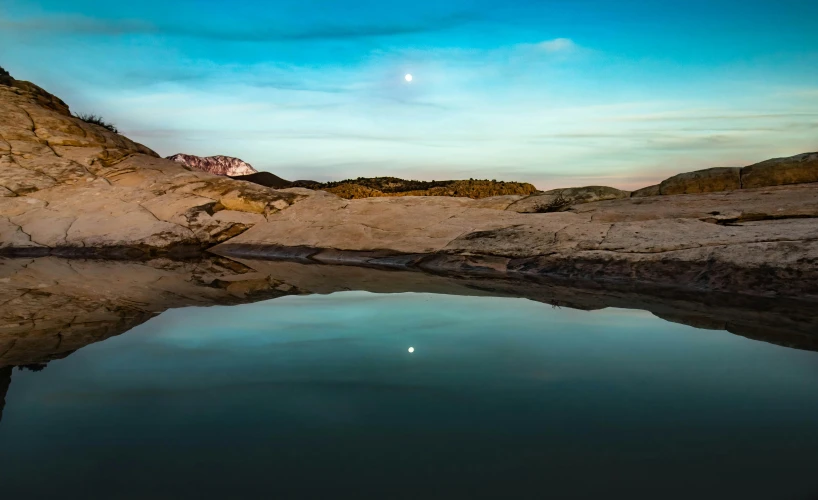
<box><xmin>1</xmin><ymin>0</ymin><xmax>817</xmax><ymax>189</ymax></box>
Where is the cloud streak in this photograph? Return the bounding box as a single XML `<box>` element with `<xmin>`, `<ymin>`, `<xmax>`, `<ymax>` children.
<box><xmin>536</xmin><ymin>38</ymin><xmax>578</xmax><ymax>53</ymax></box>
<box><xmin>0</xmin><ymin>13</ymin><xmax>476</xmax><ymax>42</ymax></box>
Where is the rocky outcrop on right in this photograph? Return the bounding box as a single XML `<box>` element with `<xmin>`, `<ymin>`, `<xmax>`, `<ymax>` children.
<box><xmin>633</xmin><ymin>152</ymin><xmax>818</xmax><ymax>197</ymax></box>
<box><xmin>508</xmin><ymin>152</ymin><xmax>817</xmax><ymax>211</ymax></box>
<box><xmin>741</xmin><ymin>152</ymin><xmax>818</xmax><ymax>189</ymax></box>
<box><xmin>658</xmin><ymin>167</ymin><xmax>741</xmax><ymax>195</ymax></box>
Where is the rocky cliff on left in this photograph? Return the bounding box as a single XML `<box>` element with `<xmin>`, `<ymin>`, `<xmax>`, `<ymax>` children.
<box><xmin>0</xmin><ymin>69</ymin><xmax>298</xmax><ymax>257</ymax></box>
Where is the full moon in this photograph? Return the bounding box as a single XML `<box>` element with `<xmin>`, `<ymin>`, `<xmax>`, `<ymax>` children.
<box><xmin>404</xmin><ymin>73</ymin><xmax>413</xmax><ymax>82</ymax></box>
<box><xmin>408</xmin><ymin>347</ymin><xmax>415</xmax><ymax>353</ymax></box>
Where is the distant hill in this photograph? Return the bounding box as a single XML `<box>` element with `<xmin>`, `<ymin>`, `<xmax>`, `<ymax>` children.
<box><xmin>290</xmin><ymin>177</ymin><xmax>539</xmax><ymax>199</ymax></box>
<box><xmin>230</xmin><ymin>172</ymin><xmax>293</xmax><ymax>189</ymax></box>
<box><xmin>167</xmin><ymin>153</ymin><xmax>257</xmax><ymax>176</ymax></box>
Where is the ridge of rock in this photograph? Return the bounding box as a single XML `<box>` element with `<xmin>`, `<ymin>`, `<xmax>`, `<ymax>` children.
<box><xmin>230</xmin><ymin>171</ymin><xmax>293</xmax><ymax>189</ymax></box>
<box><xmin>0</xmin><ymin>68</ymin><xmax>298</xmax><ymax>256</ymax></box>
<box><xmin>0</xmin><ymin>65</ymin><xmax>70</xmax><ymax>116</ymax></box>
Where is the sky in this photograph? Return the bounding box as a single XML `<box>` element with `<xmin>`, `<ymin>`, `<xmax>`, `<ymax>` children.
<box><xmin>1</xmin><ymin>0</ymin><xmax>817</xmax><ymax>189</ymax></box>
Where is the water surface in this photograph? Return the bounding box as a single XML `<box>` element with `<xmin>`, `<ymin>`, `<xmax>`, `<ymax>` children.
<box><xmin>2</xmin><ymin>292</ymin><xmax>818</xmax><ymax>499</ymax></box>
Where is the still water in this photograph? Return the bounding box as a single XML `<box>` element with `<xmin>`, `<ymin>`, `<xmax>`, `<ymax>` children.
<box><xmin>2</xmin><ymin>292</ymin><xmax>818</xmax><ymax>499</ymax></box>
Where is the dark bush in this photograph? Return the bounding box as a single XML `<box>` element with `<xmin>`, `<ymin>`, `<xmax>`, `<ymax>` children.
<box><xmin>533</xmin><ymin>193</ymin><xmax>572</xmax><ymax>213</ymax></box>
<box><xmin>74</xmin><ymin>113</ymin><xmax>118</xmax><ymax>134</ymax></box>
<box><xmin>0</xmin><ymin>65</ymin><xmax>13</xmax><ymax>86</ymax></box>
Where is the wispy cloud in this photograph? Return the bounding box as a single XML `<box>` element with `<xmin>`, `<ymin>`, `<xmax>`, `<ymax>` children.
<box><xmin>614</xmin><ymin>111</ymin><xmax>818</xmax><ymax>122</ymax></box>
<box><xmin>5</xmin><ymin>7</ymin><xmax>815</xmax><ymax>192</ymax></box>
<box><xmin>510</xmin><ymin>38</ymin><xmax>582</xmax><ymax>58</ymax></box>
<box><xmin>0</xmin><ymin>13</ymin><xmax>476</xmax><ymax>42</ymax></box>
<box><xmin>536</xmin><ymin>38</ymin><xmax>578</xmax><ymax>53</ymax></box>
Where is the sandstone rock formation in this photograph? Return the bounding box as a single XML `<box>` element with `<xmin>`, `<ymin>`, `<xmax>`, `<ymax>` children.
<box><xmin>631</xmin><ymin>153</ymin><xmax>818</xmax><ymax>197</ymax></box>
<box><xmin>2</xmin><ymin>69</ymin><xmax>818</xmax><ymax>300</ymax></box>
<box><xmin>0</xmin><ymin>66</ymin><xmax>70</xmax><ymax>116</ymax></box>
<box><xmin>167</xmin><ymin>153</ymin><xmax>258</xmax><ymax>176</ymax></box>
<box><xmin>213</xmin><ymin>182</ymin><xmax>818</xmax><ymax>299</ymax></box>
<box><xmin>741</xmin><ymin>152</ymin><xmax>818</xmax><ymax>189</ymax></box>
<box><xmin>0</xmin><ymin>70</ymin><xmax>298</xmax><ymax>256</ymax></box>
<box><xmin>658</xmin><ymin>167</ymin><xmax>741</xmax><ymax>195</ymax></box>
<box><xmin>508</xmin><ymin>186</ymin><xmax>631</xmax><ymax>213</ymax></box>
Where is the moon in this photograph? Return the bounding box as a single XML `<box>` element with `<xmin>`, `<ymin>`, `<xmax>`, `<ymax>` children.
<box><xmin>408</xmin><ymin>347</ymin><xmax>415</xmax><ymax>353</ymax></box>
<box><xmin>404</xmin><ymin>73</ymin><xmax>413</xmax><ymax>82</ymax></box>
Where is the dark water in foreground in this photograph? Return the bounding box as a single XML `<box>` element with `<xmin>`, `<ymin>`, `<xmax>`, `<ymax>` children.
<box><xmin>2</xmin><ymin>292</ymin><xmax>818</xmax><ymax>499</ymax></box>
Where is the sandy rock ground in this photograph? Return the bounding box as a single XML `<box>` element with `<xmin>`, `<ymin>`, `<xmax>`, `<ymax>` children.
<box><xmin>213</xmin><ymin>183</ymin><xmax>818</xmax><ymax>298</ymax></box>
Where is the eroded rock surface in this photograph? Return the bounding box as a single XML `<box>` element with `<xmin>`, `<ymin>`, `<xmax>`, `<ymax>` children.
<box><xmin>0</xmin><ymin>77</ymin><xmax>298</xmax><ymax>256</ymax></box>
<box><xmin>508</xmin><ymin>186</ymin><xmax>630</xmax><ymax>213</ymax></box>
<box><xmin>659</xmin><ymin>167</ymin><xmax>741</xmax><ymax>195</ymax></box>
<box><xmin>741</xmin><ymin>152</ymin><xmax>818</xmax><ymax>189</ymax></box>
<box><xmin>214</xmin><ymin>183</ymin><xmax>818</xmax><ymax>298</ymax></box>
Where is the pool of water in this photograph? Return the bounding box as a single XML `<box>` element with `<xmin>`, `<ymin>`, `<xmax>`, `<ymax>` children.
<box><xmin>2</xmin><ymin>292</ymin><xmax>818</xmax><ymax>499</ymax></box>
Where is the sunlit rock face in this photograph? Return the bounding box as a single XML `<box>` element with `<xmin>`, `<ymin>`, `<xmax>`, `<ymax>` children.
<box><xmin>0</xmin><ymin>70</ymin><xmax>299</xmax><ymax>256</ymax></box>
<box><xmin>166</xmin><ymin>154</ymin><xmax>258</xmax><ymax>176</ymax></box>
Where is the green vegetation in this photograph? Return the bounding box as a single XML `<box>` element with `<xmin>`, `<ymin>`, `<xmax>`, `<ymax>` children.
<box><xmin>292</xmin><ymin>177</ymin><xmax>538</xmax><ymax>200</ymax></box>
<box><xmin>295</xmin><ymin>177</ymin><xmax>457</xmax><ymax>194</ymax></box>
<box><xmin>74</xmin><ymin>113</ymin><xmax>118</xmax><ymax>134</ymax></box>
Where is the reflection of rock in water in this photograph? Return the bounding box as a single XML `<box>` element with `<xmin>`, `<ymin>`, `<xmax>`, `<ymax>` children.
<box><xmin>0</xmin><ymin>366</ymin><xmax>11</xmax><ymax>423</ymax></box>
<box><xmin>0</xmin><ymin>257</ymin><xmax>304</xmax><ymax>368</ymax></box>
<box><xmin>1</xmin><ymin>255</ymin><xmax>817</xmax><ymax>373</ymax></box>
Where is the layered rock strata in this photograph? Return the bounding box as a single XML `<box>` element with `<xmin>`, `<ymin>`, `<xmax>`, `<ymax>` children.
<box><xmin>0</xmin><ymin>74</ymin><xmax>298</xmax><ymax>257</ymax></box>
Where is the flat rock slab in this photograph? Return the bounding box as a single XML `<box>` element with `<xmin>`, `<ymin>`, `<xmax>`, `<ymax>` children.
<box><xmin>213</xmin><ymin>184</ymin><xmax>818</xmax><ymax>298</ymax></box>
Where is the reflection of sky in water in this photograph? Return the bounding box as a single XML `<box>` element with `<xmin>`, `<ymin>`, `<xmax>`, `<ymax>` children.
<box><xmin>2</xmin><ymin>292</ymin><xmax>818</xmax><ymax>499</ymax></box>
